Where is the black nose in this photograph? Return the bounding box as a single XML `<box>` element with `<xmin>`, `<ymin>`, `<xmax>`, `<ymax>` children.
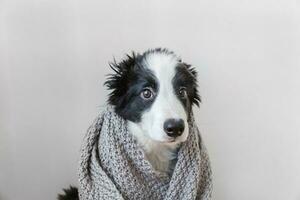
<box><xmin>163</xmin><ymin>118</ymin><xmax>185</xmax><ymax>137</ymax></box>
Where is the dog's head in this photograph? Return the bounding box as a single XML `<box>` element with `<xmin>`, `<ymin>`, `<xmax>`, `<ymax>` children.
<box><xmin>105</xmin><ymin>48</ymin><xmax>200</xmax><ymax>144</ymax></box>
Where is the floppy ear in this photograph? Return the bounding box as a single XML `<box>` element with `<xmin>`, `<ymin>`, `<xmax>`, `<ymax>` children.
<box><xmin>104</xmin><ymin>53</ymin><xmax>137</xmax><ymax>107</ymax></box>
<box><xmin>183</xmin><ymin>63</ymin><xmax>201</xmax><ymax>107</ymax></box>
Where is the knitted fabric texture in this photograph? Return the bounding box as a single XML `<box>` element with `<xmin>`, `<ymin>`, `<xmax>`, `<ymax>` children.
<box><xmin>78</xmin><ymin>106</ymin><xmax>212</xmax><ymax>200</ymax></box>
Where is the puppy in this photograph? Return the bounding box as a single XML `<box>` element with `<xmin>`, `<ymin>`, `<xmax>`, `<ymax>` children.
<box><xmin>58</xmin><ymin>48</ymin><xmax>200</xmax><ymax>199</ymax></box>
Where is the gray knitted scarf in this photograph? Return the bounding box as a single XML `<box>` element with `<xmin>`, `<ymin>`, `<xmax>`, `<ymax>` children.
<box><xmin>78</xmin><ymin>106</ymin><xmax>212</xmax><ymax>200</ymax></box>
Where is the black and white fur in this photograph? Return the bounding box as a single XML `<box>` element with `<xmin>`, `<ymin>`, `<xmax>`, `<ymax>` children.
<box><xmin>58</xmin><ymin>48</ymin><xmax>200</xmax><ymax>199</ymax></box>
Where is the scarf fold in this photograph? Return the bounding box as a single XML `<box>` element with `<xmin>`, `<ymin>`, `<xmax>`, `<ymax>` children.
<box><xmin>78</xmin><ymin>106</ymin><xmax>212</xmax><ymax>200</ymax></box>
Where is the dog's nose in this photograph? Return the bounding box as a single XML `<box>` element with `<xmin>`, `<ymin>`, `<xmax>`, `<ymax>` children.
<box><xmin>163</xmin><ymin>118</ymin><xmax>185</xmax><ymax>137</ymax></box>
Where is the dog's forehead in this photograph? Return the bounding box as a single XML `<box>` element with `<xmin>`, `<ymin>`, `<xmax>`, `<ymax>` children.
<box><xmin>142</xmin><ymin>52</ymin><xmax>180</xmax><ymax>82</ymax></box>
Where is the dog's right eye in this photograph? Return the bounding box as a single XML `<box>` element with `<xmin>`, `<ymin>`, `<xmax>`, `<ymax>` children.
<box><xmin>179</xmin><ymin>87</ymin><xmax>187</xmax><ymax>99</ymax></box>
<box><xmin>141</xmin><ymin>88</ymin><xmax>154</xmax><ymax>100</ymax></box>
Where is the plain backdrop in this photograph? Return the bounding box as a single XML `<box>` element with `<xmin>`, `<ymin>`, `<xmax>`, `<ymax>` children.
<box><xmin>1</xmin><ymin>0</ymin><xmax>300</xmax><ymax>199</ymax></box>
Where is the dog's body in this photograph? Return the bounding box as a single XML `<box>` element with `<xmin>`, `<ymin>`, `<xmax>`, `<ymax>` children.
<box><xmin>58</xmin><ymin>48</ymin><xmax>200</xmax><ymax>199</ymax></box>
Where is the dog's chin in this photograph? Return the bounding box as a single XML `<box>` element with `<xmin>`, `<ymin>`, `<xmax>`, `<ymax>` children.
<box><xmin>148</xmin><ymin>132</ymin><xmax>188</xmax><ymax>145</ymax></box>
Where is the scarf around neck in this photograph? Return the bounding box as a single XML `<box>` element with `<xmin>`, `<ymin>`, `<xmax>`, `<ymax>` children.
<box><xmin>78</xmin><ymin>106</ymin><xmax>212</xmax><ymax>200</ymax></box>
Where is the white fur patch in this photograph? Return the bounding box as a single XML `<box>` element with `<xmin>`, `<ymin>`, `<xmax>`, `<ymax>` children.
<box><xmin>128</xmin><ymin>51</ymin><xmax>190</xmax><ymax>172</ymax></box>
<box><xmin>140</xmin><ymin>52</ymin><xmax>189</xmax><ymax>142</ymax></box>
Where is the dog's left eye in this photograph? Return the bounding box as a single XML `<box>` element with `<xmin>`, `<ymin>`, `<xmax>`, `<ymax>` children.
<box><xmin>179</xmin><ymin>87</ymin><xmax>187</xmax><ymax>98</ymax></box>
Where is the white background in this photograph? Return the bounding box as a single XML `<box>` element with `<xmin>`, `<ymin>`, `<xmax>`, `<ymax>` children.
<box><xmin>1</xmin><ymin>0</ymin><xmax>300</xmax><ymax>199</ymax></box>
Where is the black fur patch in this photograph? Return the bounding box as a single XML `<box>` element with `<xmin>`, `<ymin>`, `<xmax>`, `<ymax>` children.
<box><xmin>57</xmin><ymin>186</ymin><xmax>79</xmax><ymax>200</ymax></box>
<box><xmin>173</xmin><ymin>63</ymin><xmax>201</xmax><ymax>113</ymax></box>
<box><xmin>104</xmin><ymin>52</ymin><xmax>158</xmax><ymax>122</ymax></box>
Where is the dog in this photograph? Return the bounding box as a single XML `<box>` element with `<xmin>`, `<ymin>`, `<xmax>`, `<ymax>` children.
<box><xmin>58</xmin><ymin>48</ymin><xmax>200</xmax><ymax>200</ymax></box>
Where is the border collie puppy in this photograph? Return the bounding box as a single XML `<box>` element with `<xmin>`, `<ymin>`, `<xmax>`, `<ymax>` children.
<box><xmin>58</xmin><ymin>48</ymin><xmax>200</xmax><ymax>200</ymax></box>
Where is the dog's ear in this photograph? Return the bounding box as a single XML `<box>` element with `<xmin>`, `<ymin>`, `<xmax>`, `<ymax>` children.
<box><xmin>104</xmin><ymin>52</ymin><xmax>137</xmax><ymax>107</ymax></box>
<box><xmin>182</xmin><ymin>62</ymin><xmax>201</xmax><ymax>107</ymax></box>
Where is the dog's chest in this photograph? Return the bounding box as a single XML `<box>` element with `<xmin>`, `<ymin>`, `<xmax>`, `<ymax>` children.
<box><xmin>143</xmin><ymin>142</ymin><xmax>179</xmax><ymax>173</ymax></box>
<box><xmin>145</xmin><ymin>151</ymin><xmax>175</xmax><ymax>173</ymax></box>
<box><xmin>128</xmin><ymin>121</ymin><xmax>179</xmax><ymax>173</ymax></box>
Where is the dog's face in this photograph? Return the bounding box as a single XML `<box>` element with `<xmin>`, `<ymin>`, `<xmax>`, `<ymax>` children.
<box><xmin>105</xmin><ymin>49</ymin><xmax>200</xmax><ymax>143</ymax></box>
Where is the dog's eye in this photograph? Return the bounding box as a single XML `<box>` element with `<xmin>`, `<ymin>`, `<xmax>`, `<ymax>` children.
<box><xmin>179</xmin><ymin>87</ymin><xmax>187</xmax><ymax>98</ymax></box>
<box><xmin>141</xmin><ymin>88</ymin><xmax>154</xmax><ymax>100</ymax></box>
